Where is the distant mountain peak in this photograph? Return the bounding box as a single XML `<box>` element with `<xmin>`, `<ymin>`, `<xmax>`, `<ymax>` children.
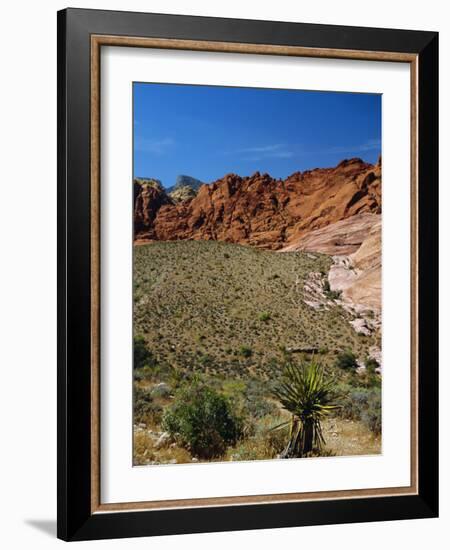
<box><xmin>175</xmin><ymin>175</ymin><xmax>204</xmax><ymax>189</ymax></box>
<box><xmin>166</xmin><ymin>175</ymin><xmax>204</xmax><ymax>193</ymax></box>
<box><xmin>166</xmin><ymin>175</ymin><xmax>205</xmax><ymax>203</ymax></box>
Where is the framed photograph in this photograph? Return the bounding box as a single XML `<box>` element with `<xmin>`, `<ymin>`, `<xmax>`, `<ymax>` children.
<box><xmin>57</xmin><ymin>8</ymin><xmax>438</xmax><ymax>541</ymax></box>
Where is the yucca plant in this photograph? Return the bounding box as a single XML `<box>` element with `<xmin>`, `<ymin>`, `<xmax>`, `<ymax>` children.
<box><xmin>272</xmin><ymin>361</ymin><xmax>337</xmax><ymax>458</ymax></box>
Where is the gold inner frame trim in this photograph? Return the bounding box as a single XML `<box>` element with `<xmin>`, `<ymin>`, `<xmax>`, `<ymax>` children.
<box><xmin>90</xmin><ymin>34</ymin><xmax>419</xmax><ymax>514</ymax></box>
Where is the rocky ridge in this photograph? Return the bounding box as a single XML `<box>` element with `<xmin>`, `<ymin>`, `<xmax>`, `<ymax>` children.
<box><xmin>134</xmin><ymin>158</ymin><xmax>381</xmax><ymax>249</ymax></box>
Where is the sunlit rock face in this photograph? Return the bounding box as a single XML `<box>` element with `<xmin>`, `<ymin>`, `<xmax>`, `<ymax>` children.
<box><xmin>134</xmin><ymin>158</ymin><xmax>381</xmax><ymax>249</ymax></box>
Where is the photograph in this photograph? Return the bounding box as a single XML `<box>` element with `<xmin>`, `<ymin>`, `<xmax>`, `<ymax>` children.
<box><xmin>52</xmin><ymin>5</ymin><xmax>438</xmax><ymax>542</ymax></box>
<box><xmin>132</xmin><ymin>83</ymin><xmax>383</xmax><ymax>466</ymax></box>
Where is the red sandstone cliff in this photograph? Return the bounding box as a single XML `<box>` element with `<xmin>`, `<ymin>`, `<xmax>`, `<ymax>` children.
<box><xmin>134</xmin><ymin>158</ymin><xmax>381</xmax><ymax>250</ymax></box>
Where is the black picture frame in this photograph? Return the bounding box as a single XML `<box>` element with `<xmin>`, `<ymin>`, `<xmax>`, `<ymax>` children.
<box><xmin>57</xmin><ymin>7</ymin><xmax>438</xmax><ymax>541</ymax></box>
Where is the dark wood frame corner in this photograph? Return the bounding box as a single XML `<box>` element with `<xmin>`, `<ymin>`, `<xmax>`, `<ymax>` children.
<box><xmin>57</xmin><ymin>7</ymin><xmax>439</xmax><ymax>541</ymax></box>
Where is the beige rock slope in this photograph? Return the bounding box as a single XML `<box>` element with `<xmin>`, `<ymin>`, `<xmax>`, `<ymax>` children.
<box><xmin>329</xmin><ymin>218</ymin><xmax>381</xmax><ymax>312</ymax></box>
<box><xmin>282</xmin><ymin>212</ymin><xmax>381</xmax><ymax>312</ymax></box>
<box><xmin>345</xmin><ymin>220</ymin><xmax>381</xmax><ymax>310</ymax></box>
<box><xmin>281</xmin><ymin>212</ymin><xmax>379</xmax><ymax>256</ymax></box>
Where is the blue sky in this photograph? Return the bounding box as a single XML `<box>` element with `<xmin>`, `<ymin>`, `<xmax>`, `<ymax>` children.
<box><xmin>134</xmin><ymin>83</ymin><xmax>381</xmax><ymax>188</ymax></box>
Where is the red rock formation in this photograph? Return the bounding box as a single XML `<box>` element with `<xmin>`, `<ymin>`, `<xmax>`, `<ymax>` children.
<box><xmin>134</xmin><ymin>158</ymin><xmax>381</xmax><ymax>250</ymax></box>
<box><xmin>134</xmin><ymin>179</ymin><xmax>173</xmax><ymax>236</ymax></box>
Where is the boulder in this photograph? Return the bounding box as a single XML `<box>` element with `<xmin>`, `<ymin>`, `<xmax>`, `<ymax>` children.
<box><xmin>154</xmin><ymin>432</ymin><xmax>172</xmax><ymax>449</ymax></box>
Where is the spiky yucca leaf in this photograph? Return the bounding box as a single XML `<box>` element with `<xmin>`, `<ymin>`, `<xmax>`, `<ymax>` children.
<box><xmin>272</xmin><ymin>361</ymin><xmax>337</xmax><ymax>458</ymax></box>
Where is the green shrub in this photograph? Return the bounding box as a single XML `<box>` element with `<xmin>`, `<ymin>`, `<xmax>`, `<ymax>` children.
<box><xmin>198</xmin><ymin>353</ymin><xmax>214</xmax><ymax>368</ymax></box>
<box><xmin>358</xmin><ymin>364</ymin><xmax>381</xmax><ymax>389</ymax></box>
<box><xmin>222</xmin><ymin>379</ymin><xmax>247</xmax><ymax>398</ymax></box>
<box><xmin>150</xmin><ymin>382</ymin><xmax>172</xmax><ymax>399</ymax></box>
<box><xmin>334</xmin><ymin>384</ymin><xmax>381</xmax><ymax>435</ymax></box>
<box><xmin>365</xmin><ymin>357</ymin><xmax>380</xmax><ymax>373</ymax></box>
<box><xmin>258</xmin><ymin>415</ymin><xmax>289</xmax><ymax>456</ymax></box>
<box><xmin>361</xmin><ymin>391</ymin><xmax>382</xmax><ymax>434</ymax></box>
<box><xmin>326</xmin><ymin>289</ymin><xmax>342</xmax><ymax>300</ymax></box>
<box><xmin>258</xmin><ymin>312</ymin><xmax>271</xmax><ymax>322</ymax></box>
<box><xmin>134</xmin><ymin>386</ymin><xmax>163</xmax><ymax>424</ymax></box>
<box><xmin>133</xmin><ymin>336</ymin><xmax>155</xmax><ymax>370</ymax></box>
<box><xmin>334</xmin><ymin>351</ymin><xmax>358</xmax><ymax>370</ymax></box>
<box><xmin>239</xmin><ymin>345</ymin><xmax>253</xmax><ymax>358</ymax></box>
<box><xmin>241</xmin><ymin>380</ymin><xmax>276</xmax><ymax>420</ymax></box>
<box><xmin>245</xmin><ymin>397</ymin><xmax>276</xmax><ymax>420</ymax></box>
<box><xmin>226</xmin><ymin>415</ymin><xmax>289</xmax><ymax>461</ymax></box>
<box><xmin>162</xmin><ymin>381</ymin><xmax>243</xmax><ymax>458</ymax></box>
<box><xmin>227</xmin><ymin>443</ymin><xmax>261</xmax><ymax>461</ymax></box>
<box><xmin>323</xmin><ymin>280</ymin><xmax>342</xmax><ymax>300</ymax></box>
<box><xmin>133</xmin><ymin>369</ymin><xmax>147</xmax><ymax>381</ymax></box>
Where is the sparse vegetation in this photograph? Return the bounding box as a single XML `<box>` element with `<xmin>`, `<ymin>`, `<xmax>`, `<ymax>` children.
<box><xmin>132</xmin><ymin>241</ymin><xmax>381</xmax><ymax>464</ymax></box>
<box><xmin>365</xmin><ymin>357</ymin><xmax>380</xmax><ymax>372</ymax></box>
<box><xmin>134</xmin><ymin>241</ymin><xmax>378</xmax><ymax>378</ymax></box>
<box><xmin>333</xmin><ymin>384</ymin><xmax>381</xmax><ymax>435</ymax></box>
<box><xmin>134</xmin><ymin>386</ymin><xmax>163</xmax><ymax>425</ymax></box>
<box><xmin>334</xmin><ymin>350</ymin><xmax>359</xmax><ymax>370</ymax></box>
<box><xmin>327</xmin><ymin>289</ymin><xmax>342</xmax><ymax>300</ymax></box>
<box><xmin>323</xmin><ymin>279</ymin><xmax>342</xmax><ymax>300</ymax></box>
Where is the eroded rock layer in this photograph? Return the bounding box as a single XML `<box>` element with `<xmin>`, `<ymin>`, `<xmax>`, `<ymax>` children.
<box><xmin>134</xmin><ymin>158</ymin><xmax>381</xmax><ymax>249</ymax></box>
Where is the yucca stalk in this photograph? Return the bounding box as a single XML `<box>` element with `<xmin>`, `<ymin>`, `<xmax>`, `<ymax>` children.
<box><xmin>272</xmin><ymin>361</ymin><xmax>337</xmax><ymax>458</ymax></box>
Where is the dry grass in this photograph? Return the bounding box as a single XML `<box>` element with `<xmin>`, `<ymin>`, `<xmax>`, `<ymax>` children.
<box><xmin>133</xmin><ymin>430</ymin><xmax>193</xmax><ymax>466</ymax></box>
<box><xmin>134</xmin><ymin>240</ymin><xmax>379</xmax><ymax>379</ymax></box>
<box><xmin>133</xmin><ymin>414</ymin><xmax>380</xmax><ymax>466</ymax></box>
<box><xmin>322</xmin><ymin>417</ymin><xmax>381</xmax><ymax>456</ymax></box>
